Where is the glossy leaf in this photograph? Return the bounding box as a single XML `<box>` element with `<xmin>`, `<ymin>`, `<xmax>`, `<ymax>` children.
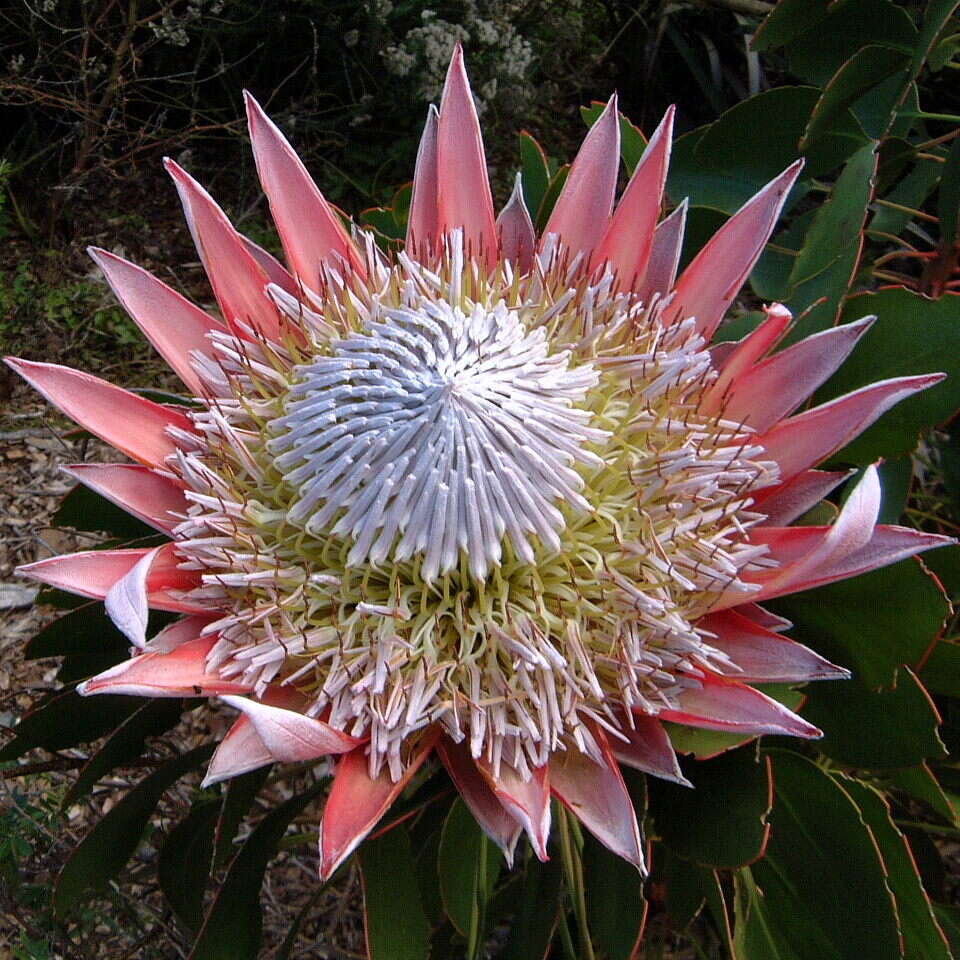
<box><xmin>55</xmin><ymin>743</ymin><xmax>214</xmax><ymax>916</ymax></box>
<box><xmin>842</xmin><ymin>778</ymin><xmax>952</xmax><ymax>960</ymax></box>
<box><xmin>650</xmin><ymin>748</ymin><xmax>772</xmax><ymax>867</ymax></box>
<box><xmin>784</xmin><ymin>142</ymin><xmax>877</xmax><ymax>342</ymax></box>
<box><xmin>801</xmin><ymin>45</ymin><xmax>910</xmax><ymax>150</ymax></box>
<box><xmin>189</xmin><ymin>780</ymin><xmax>326</xmax><ymax>960</ymax></box>
<box><xmin>519</xmin><ymin>132</ymin><xmax>550</xmax><ymax>221</ymax></box>
<box><xmin>63</xmin><ymin>698</ymin><xmax>186</xmax><ymax>807</ymax></box>
<box><xmin>582</xmin><ymin>829</ymin><xmax>647</xmax><ymax>960</ymax></box>
<box><xmin>0</xmin><ymin>690</ymin><xmax>143</xmax><ymax>762</ymax></box>
<box><xmin>502</xmin><ymin>857</ymin><xmax>563</xmax><ymax>960</ymax></box>
<box><xmin>738</xmin><ymin>750</ymin><xmax>901</xmax><ymax>960</ymax></box>
<box><xmin>158</xmin><ymin>800</ymin><xmax>221</xmax><ymax>929</ymax></box>
<box><xmin>358</xmin><ymin>826</ymin><xmax>431</xmax><ymax>960</ymax></box>
<box><xmin>773</xmin><ymin>559</ymin><xmax>950</xmax><ymax>689</ymax></box>
<box><xmin>817</xmin><ymin>290</ymin><xmax>960</xmax><ymax>463</ymax></box>
<box><xmin>802</xmin><ymin>668</ymin><xmax>947</xmax><ymax>768</ymax></box>
<box><xmin>438</xmin><ymin>798</ymin><xmax>502</xmax><ymax>944</ymax></box>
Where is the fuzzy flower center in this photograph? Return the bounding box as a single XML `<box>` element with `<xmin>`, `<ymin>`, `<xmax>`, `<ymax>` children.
<box><xmin>172</xmin><ymin>237</ymin><xmax>779</xmax><ymax>778</ymax></box>
<box><xmin>269</xmin><ymin>299</ymin><xmax>606</xmax><ymax>581</ymax></box>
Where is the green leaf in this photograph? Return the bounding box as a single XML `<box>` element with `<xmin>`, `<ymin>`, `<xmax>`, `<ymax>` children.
<box><xmin>938</xmin><ymin>134</ymin><xmax>960</xmax><ymax>253</ymax></box>
<box><xmin>669</xmin><ymin>87</ymin><xmax>865</xmax><ymax>216</ymax></box>
<box><xmin>213</xmin><ymin>766</ymin><xmax>271</xmax><ymax>868</ymax></box>
<box><xmin>62</xmin><ymin>698</ymin><xmax>187</xmax><ymax>808</ymax></box>
<box><xmin>678</xmin><ymin>206</ymin><xmax>728</xmax><ymax>273</ymax></box>
<box><xmin>502</xmin><ymin>857</ymin><xmax>563</xmax><ymax>960</ymax></box>
<box><xmin>582</xmin><ymin>830</ymin><xmax>647</xmax><ymax>960</ymax></box>
<box><xmin>841</xmin><ymin>778</ymin><xmax>952</xmax><ymax>960</ymax></box>
<box><xmin>911</xmin><ymin>0</ymin><xmax>960</xmax><ymax>77</ymax></box>
<box><xmin>885</xmin><ymin>764</ymin><xmax>959</xmax><ymax>827</ymax></box>
<box><xmin>801</xmin><ymin>46</ymin><xmax>910</xmax><ymax>150</ymax></box>
<box><xmin>53</xmin><ymin>482</ymin><xmax>157</xmax><ymax>540</ymax></box>
<box><xmin>437</xmin><ymin>798</ymin><xmax>501</xmax><ymax>946</ymax></box>
<box><xmin>779</xmin><ymin>0</ymin><xmax>917</xmax><ymax>87</ymax></box>
<box><xmin>784</xmin><ymin>142</ymin><xmax>878</xmax><ymax>342</ymax></box>
<box><xmin>55</xmin><ymin>743</ymin><xmax>214</xmax><ymax>917</ymax></box>
<box><xmin>0</xmin><ymin>690</ymin><xmax>143</xmax><ymax>763</ymax></box>
<box><xmin>158</xmin><ymin>799</ymin><xmax>221</xmax><ymax>929</ymax></box>
<box><xmin>920</xmin><ymin>640</ymin><xmax>960</xmax><ymax>699</ymax></box>
<box><xmin>773</xmin><ymin>558</ymin><xmax>950</xmax><ymax>689</ymax></box>
<box><xmin>534</xmin><ymin>164</ymin><xmax>570</xmax><ymax>233</ymax></box>
<box><xmin>661</xmin><ymin>849</ymin><xmax>709</xmax><ymax>929</ymax></box>
<box><xmin>737</xmin><ymin>751</ymin><xmax>902</xmax><ymax>960</ymax></box>
<box><xmin>802</xmin><ymin>668</ymin><xmax>947</xmax><ymax>768</ymax></box>
<box><xmin>358</xmin><ymin>825</ymin><xmax>431</xmax><ymax>960</ymax></box>
<box><xmin>650</xmin><ymin>748</ymin><xmax>772</xmax><ymax>867</ymax></box>
<box><xmin>189</xmin><ymin>780</ymin><xmax>326</xmax><ymax>960</ymax></box>
<box><xmin>519</xmin><ymin>132</ymin><xmax>550</xmax><ymax>224</ymax></box>
<box><xmin>580</xmin><ymin>104</ymin><xmax>648</xmax><ymax>174</ymax></box>
<box><xmin>816</xmin><ymin>290</ymin><xmax>960</xmax><ymax>462</ymax></box>
<box><xmin>752</xmin><ymin>0</ymin><xmax>830</xmax><ymax>53</ymax></box>
<box><xmin>933</xmin><ymin>904</ymin><xmax>960</xmax><ymax>955</ymax></box>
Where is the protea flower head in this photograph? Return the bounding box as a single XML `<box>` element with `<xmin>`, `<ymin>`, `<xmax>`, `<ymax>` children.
<box><xmin>8</xmin><ymin>46</ymin><xmax>952</xmax><ymax>876</ymax></box>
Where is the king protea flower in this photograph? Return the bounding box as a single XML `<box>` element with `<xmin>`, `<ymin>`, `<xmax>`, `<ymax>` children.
<box><xmin>8</xmin><ymin>47</ymin><xmax>951</xmax><ymax>877</ymax></box>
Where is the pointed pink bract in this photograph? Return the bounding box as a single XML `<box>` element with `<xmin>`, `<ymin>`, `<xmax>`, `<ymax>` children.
<box><xmin>436</xmin><ymin>45</ymin><xmax>498</xmax><ymax>266</ymax></box>
<box><xmin>5</xmin><ymin>358</ymin><xmax>192</xmax><ymax>467</ymax></box>
<box><xmin>245</xmin><ymin>92</ymin><xmax>362</xmax><ymax>290</ymax></box>
<box><xmin>407</xmin><ymin>104</ymin><xmax>440</xmax><ymax>260</ymax></box>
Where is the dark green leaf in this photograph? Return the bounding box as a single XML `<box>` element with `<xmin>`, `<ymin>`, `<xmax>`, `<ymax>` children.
<box><xmin>213</xmin><ymin>766</ymin><xmax>271</xmax><ymax>868</ymax></box>
<box><xmin>750</xmin><ymin>208</ymin><xmax>817</xmax><ymax>303</ymax></box>
<box><xmin>650</xmin><ymin>748</ymin><xmax>772</xmax><ymax>867</ymax></box>
<box><xmin>938</xmin><ymin>133</ymin><xmax>960</xmax><ymax>253</ymax></box>
<box><xmin>802</xmin><ymin>668</ymin><xmax>946</xmax><ymax>768</ymax></box>
<box><xmin>0</xmin><ymin>690</ymin><xmax>143</xmax><ymax>763</ymax></box>
<box><xmin>582</xmin><ymin>831</ymin><xmax>646</xmax><ymax>960</ymax></box>
<box><xmin>189</xmin><ymin>780</ymin><xmax>326</xmax><ymax>960</ymax></box>
<box><xmin>780</xmin><ymin>0</ymin><xmax>917</xmax><ymax>87</ymax></box>
<box><xmin>841</xmin><ymin>778</ymin><xmax>952</xmax><ymax>960</ymax></box>
<box><xmin>358</xmin><ymin>825</ymin><xmax>431</xmax><ymax>960</ymax></box>
<box><xmin>872</xmin><ymin>155</ymin><xmax>943</xmax><ymax>237</ymax></box>
<box><xmin>678</xmin><ymin>206</ymin><xmax>728</xmax><ymax>273</ymax></box>
<box><xmin>55</xmin><ymin>743</ymin><xmax>214</xmax><ymax>916</ymax></box>
<box><xmin>933</xmin><ymin>904</ymin><xmax>960</xmax><ymax>955</ymax></box>
<box><xmin>519</xmin><ymin>132</ymin><xmax>550</xmax><ymax>224</ymax></box>
<box><xmin>738</xmin><ymin>750</ymin><xmax>901</xmax><ymax>960</ymax></box>
<box><xmin>63</xmin><ymin>699</ymin><xmax>186</xmax><ymax>808</ymax></box>
<box><xmin>911</xmin><ymin>0</ymin><xmax>960</xmax><ymax>76</ymax></box>
<box><xmin>534</xmin><ymin>164</ymin><xmax>569</xmax><ymax>233</ymax></box>
<box><xmin>920</xmin><ymin>640</ymin><xmax>960</xmax><ymax>699</ymax></box>
<box><xmin>661</xmin><ymin>850</ymin><xmax>708</xmax><ymax>929</ymax></box>
<box><xmin>785</xmin><ymin>142</ymin><xmax>878</xmax><ymax>342</ymax></box>
<box><xmin>751</xmin><ymin>0</ymin><xmax>830</xmax><ymax>53</ymax></box>
<box><xmin>801</xmin><ymin>46</ymin><xmax>909</xmax><ymax>150</ymax></box>
<box><xmin>773</xmin><ymin>558</ymin><xmax>949</xmax><ymax>689</ymax></box>
<box><xmin>878</xmin><ymin>456</ymin><xmax>913</xmax><ymax>522</ymax></box>
<box><xmin>158</xmin><ymin>799</ymin><xmax>221</xmax><ymax>929</ymax></box>
<box><xmin>53</xmin><ymin>482</ymin><xmax>157</xmax><ymax>540</ymax></box>
<box><xmin>816</xmin><ymin>290</ymin><xmax>960</xmax><ymax>462</ymax></box>
<box><xmin>438</xmin><ymin>798</ymin><xmax>501</xmax><ymax>944</ymax></box>
<box><xmin>669</xmin><ymin>87</ymin><xmax>864</xmax><ymax>216</ymax></box>
<box><xmin>885</xmin><ymin>764</ymin><xmax>958</xmax><ymax>827</ymax></box>
<box><xmin>922</xmin><ymin>545</ymin><xmax>960</xmax><ymax>606</ymax></box>
<box><xmin>502</xmin><ymin>856</ymin><xmax>563</xmax><ymax>960</ymax></box>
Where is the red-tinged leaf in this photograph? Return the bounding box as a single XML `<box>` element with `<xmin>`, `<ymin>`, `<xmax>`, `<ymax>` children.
<box><xmin>55</xmin><ymin>743</ymin><xmax>214</xmax><ymax>917</ymax></box>
<box><xmin>800</xmin><ymin>668</ymin><xmax>947</xmax><ymax>769</ymax></box>
<box><xmin>358</xmin><ymin>826</ymin><xmax>431</xmax><ymax>960</ymax></box>
<box><xmin>650</xmin><ymin>748</ymin><xmax>772</xmax><ymax>868</ymax></box>
<box><xmin>840</xmin><ymin>778</ymin><xmax>952</xmax><ymax>960</ymax></box>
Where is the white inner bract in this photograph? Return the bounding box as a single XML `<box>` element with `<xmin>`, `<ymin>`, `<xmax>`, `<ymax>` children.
<box><xmin>269</xmin><ymin>300</ymin><xmax>607</xmax><ymax>580</ymax></box>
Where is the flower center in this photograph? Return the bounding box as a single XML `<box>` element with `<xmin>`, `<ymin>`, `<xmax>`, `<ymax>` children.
<box><xmin>268</xmin><ymin>299</ymin><xmax>607</xmax><ymax>580</ymax></box>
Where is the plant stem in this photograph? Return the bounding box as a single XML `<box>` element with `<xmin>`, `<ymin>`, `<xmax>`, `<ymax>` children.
<box><xmin>558</xmin><ymin>805</ymin><xmax>596</xmax><ymax>960</ymax></box>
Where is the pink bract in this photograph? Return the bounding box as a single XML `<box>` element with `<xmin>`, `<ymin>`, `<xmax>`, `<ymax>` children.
<box><xmin>8</xmin><ymin>46</ymin><xmax>951</xmax><ymax>877</ymax></box>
